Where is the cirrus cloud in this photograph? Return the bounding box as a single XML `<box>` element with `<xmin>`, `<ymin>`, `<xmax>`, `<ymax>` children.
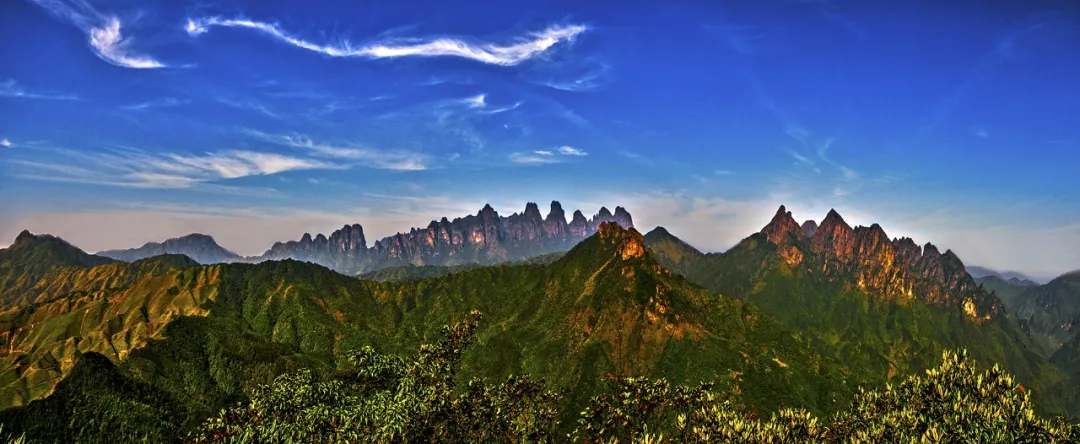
<box><xmin>29</xmin><ymin>0</ymin><xmax>168</xmax><ymax>69</ymax></box>
<box><xmin>509</xmin><ymin>145</ymin><xmax>589</xmax><ymax>165</ymax></box>
<box><xmin>185</xmin><ymin>16</ymin><xmax>587</xmax><ymax>66</ymax></box>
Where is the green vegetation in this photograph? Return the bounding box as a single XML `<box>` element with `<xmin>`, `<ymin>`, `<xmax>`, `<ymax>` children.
<box><xmin>17</xmin><ymin>311</ymin><xmax>1070</xmax><ymax>443</ymax></box>
<box><xmin>975</xmin><ymin>275</ymin><xmax>1036</xmax><ymax>311</ymax></box>
<box><xmin>0</xmin><ymin>232</ymin><xmax>118</xmax><ymax>307</ymax></box>
<box><xmin>1011</xmin><ymin>271</ymin><xmax>1080</xmax><ymax>355</ymax></box>
<box><xmin>649</xmin><ymin>232</ymin><xmax>1079</xmax><ymax>418</ymax></box>
<box><xmin>0</xmin><ymin>224</ymin><xmax>1077</xmax><ymax>441</ymax></box>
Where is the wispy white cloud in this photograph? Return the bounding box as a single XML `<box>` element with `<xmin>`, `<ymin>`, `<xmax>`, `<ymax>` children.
<box><xmin>29</xmin><ymin>0</ymin><xmax>167</xmax><ymax>69</ymax></box>
<box><xmin>789</xmin><ymin>149</ymin><xmax>814</xmax><ymax>166</ymax></box>
<box><xmin>216</xmin><ymin>97</ymin><xmax>280</xmax><ymax>119</ymax></box>
<box><xmin>508</xmin><ymin>152</ymin><xmax>560</xmax><ymax>165</ymax></box>
<box><xmin>973</xmin><ymin>127</ymin><xmax>990</xmax><ymax>139</ymax></box>
<box><xmin>89</xmin><ymin>16</ymin><xmax>166</xmax><ymax>68</ymax></box>
<box><xmin>556</xmin><ymin>145</ymin><xmax>587</xmax><ymax>156</ymax></box>
<box><xmin>122</xmin><ymin>97</ymin><xmax>187</xmax><ymax>111</ymax></box>
<box><xmin>12</xmin><ymin>145</ymin><xmax>334</xmax><ymax>189</ymax></box>
<box><xmin>538</xmin><ymin>61</ymin><xmax>611</xmax><ymax>92</ymax></box>
<box><xmin>185</xmin><ymin>17</ymin><xmax>587</xmax><ymax>66</ymax></box>
<box><xmin>509</xmin><ymin>145</ymin><xmax>588</xmax><ymax>165</ymax></box>
<box><xmin>715</xmin><ymin>170</ymin><xmax>734</xmax><ymax>175</ymax></box>
<box><xmin>462</xmin><ymin>94</ymin><xmax>486</xmax><ymax>108</ymax></box>
<box><xmin>0</xmin><ymin>79</ymin><xmax>78</xmax><ymax>100</ymax></box>
<box><xmin>0</xmin><ymin>139</ymin><xmax>11</xmax><ymax>148</ymax></box>
<box><xmin>248</xmin><ymin>129</ymin><xmax>430</xmax><ymax>171</ymax></box>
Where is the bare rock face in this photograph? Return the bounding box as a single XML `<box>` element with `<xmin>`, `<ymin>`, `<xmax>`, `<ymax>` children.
<box><xmin>758</xmin><ymin>205</ymin><xmax>1001</xmax><ymax>323</ymax></box>
<box><xmin>568</xmin><ymin>210</ymin><xmax>590</xmax><ymax>238</ymax></box>
<box><xmin>244</xmin><ymin>201</ymin><xmax>634</xmax><ymax>275</ymax></box>
<box><xmin>596</xmin><ymin>222</ymin><xmax>645</xmax><ymax>260</ymax></box>
<box><xmin>761</xmin><ymin>205</ymin><xmax>803</xmax><ymax>245</ymax></box>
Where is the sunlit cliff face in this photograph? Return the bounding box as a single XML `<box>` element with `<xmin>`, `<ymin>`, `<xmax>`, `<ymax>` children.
<box><xmin>759</xmin><ymin>205</ymin><xmax>1001</xmax><ymax>325</ymax></box>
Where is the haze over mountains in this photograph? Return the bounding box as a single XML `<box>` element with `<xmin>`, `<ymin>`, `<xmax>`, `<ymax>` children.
<box><xmin>96</xmin><ymin>201</ymin><xmax>634</xmax><ymax>276</ymax></box>
<box><xmin>2</xmin><ymin>200</ymin><xmax>1080</xmax><ymax>441</ymax></box>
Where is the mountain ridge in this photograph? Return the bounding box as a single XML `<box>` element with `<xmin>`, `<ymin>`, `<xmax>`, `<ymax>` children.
<box><xmin>97</xmin><ymin>233</ymin><xmax>242</xmax><ymax>264</ymax></box>
<box><xmin>0</xmin><ymin>221</ymin><xmax>858</xmax><ymax>437</ymax></box>
<box><xmin>235</xmin><ymin>200</ymin><xmax>633</xmax><ymax>275</ymax></box>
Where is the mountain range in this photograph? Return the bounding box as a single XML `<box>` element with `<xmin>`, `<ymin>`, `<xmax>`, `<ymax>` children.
<box><xmin>97</xmin><ymin>233</ymin><xmax>241</xmax><ymax>264</ymax></box>
<box><xmin>0</xmin><ymin>202</ymin><xmax>1078</xmax><ymax>442</ymax></box>
<box><xmin>966</xmin><ymin>265</ymin><xmax>1044</xmax><ymax>285</ymax></box>
<box><xmin>94</xmin><ymin>201</ymin><xmax>633</xmax><ymax>277</ymax></box>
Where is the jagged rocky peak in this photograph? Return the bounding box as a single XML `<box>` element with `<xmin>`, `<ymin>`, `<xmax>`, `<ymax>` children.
<box><xmin>859</xmin><ymin>223</ymin><xmax>889</xmax><ymax>241</ymax></box>
<box><xmin>819</xmin><ymin>209</ymin><xmax>851</xmax><ymax>231</ymax></box>
<box><xmin>892</xmin><ymin>236</ymin><xmax>922</xmax><ymax>264</ymax></box>
<box><xmin>598</xmin><ymin>206</ymin><xmax>613</xmax><ymax>218</ymax></box>
<box><xmin>761</xmin><ymin>205</ymin><xmax>803</xmax><ymax>244</ymax></box>
<box><xmin>523</xmin><ymin>202</ymin><xmax>543</xmax><ymax>220</ymax></box>
<box><xmin>923</xmin><ymin>242</ymin><xmax>942</xmax><ymax>260</ymax></box>
<box><xmin>301</xmin><ymin>233</ymin><xmax>313</xmax><ymax>244</ymax></box>
<box><xmin>546</xmin><ymin>201</ymin><xmax>566</xmax><ymax>222</ymax></box>
<box><xmin>596</xmin><ymin>221</ymin><xmax>646</xmax><ymax>260</ymax></box>
<box><xmin>613</xmin><ymin>206</ymin><xmax>634</xmax><ymax>228</ymax></box>
<box><xmin>801</xmin><ymin>220</ymin><xmax>818</xmax><ymax>237</ymax></box>
<box><xmin>568</xmin><ymin>210</ymin><xmax>589</xmax><ymax>237</ymax></box>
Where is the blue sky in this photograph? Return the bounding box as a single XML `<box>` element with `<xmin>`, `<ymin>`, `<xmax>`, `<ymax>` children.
<box><xmin>1</xmin><ymin>0</ymin><xmax>1078</xmax><ymax>279</ymax></box>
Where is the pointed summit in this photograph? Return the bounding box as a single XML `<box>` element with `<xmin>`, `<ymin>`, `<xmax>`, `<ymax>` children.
<box><xmin>801</xmin><ymin>220</ymin><xmax>818</xmax><ymax>237</ymax></box>
<box><xmin>546</xmin><ymin>201</ymin><xmax>566</xmax><ymax>222</ymax></box>
<box><xmin>761</xmin><ymin>205</ymin><xmax>802</xmax><ymax>244</ymax></box>
<box><xmin>816</xmin><ymin>209</ymin><xmax>853</xmax><ymax>236</ymax></box>
<box><xmin>613</xmin><ymin>206</ymin><xmax>634</xmax><ymax>229</ymax></box>
<box><xmin>13</xmin><ymin>230</ymin><xmax>36</xmax><ymax>246</ymax></box>
<box><xmin>523</xmin><ymin>202</ymin><xmax>542</xmax><ymax>219</ymax></box>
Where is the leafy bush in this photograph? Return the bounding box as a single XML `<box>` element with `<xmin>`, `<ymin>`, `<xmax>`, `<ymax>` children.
<box><xmin>186</xmin><ymin>310</ymin><xmax>1078</xmax><ymax>443</ymax></box>
<box><xmin>574</xmin><ymin>349</ymin><xmax>1079</xmax><ymax>443</ymax></box>
<box><xmin>189</xmin><ymin>311</ymin><xmax>561</xmax><ymax>443</ymax></box>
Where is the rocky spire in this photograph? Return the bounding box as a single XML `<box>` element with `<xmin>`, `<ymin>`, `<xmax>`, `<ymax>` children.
<box><xmin>761</xmin><ymin>205</ymin><xmax>803</xmax><ymax>244</ymax></box>
<box><xmin>801</xmin><ymin>220</ymin><xmax>818</xmax><ymax>237</ymax></box>
<box><xmin>546</xmin><ymin>201</ymin><xmax>566</xmax><ymax>223</ymax></box>
<box><xmin>613</xmin><ymin>206</ymin><xmax>634</xmax><ymax>229</ymax></box>
<box><xmin>523</xmin><ymin>202</ymin><xmax>543</xmax><ymax>221</ymax></box>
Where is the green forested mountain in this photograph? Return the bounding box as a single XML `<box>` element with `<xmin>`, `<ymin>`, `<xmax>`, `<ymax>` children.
<box><xmin>0</xmin><ymin>214</ymin><xmax>1077</xmax><ymax>442</ymax></box>
<box><xmin>1011</xmin><ymin>271</ymin><xmax>1080</xmax><ymax>355</ymax></box>
<box><xmin>0</xmin><ymin>231</ymin><xmax>119</xmax><ymax>307</ymax></box>
<box><xmin>976</xmin><ymin>275</ymin><xmax>1039</xmax><ymax>311</ymax></box>
<box><xmin>646</xmin><ymin>207</ymin><xmax>1078</xmax><ymax>418</ymax></box>
<box><xmin>0</xmin><ymin>223</ymin><xmax>859</xmax><ymax>441</ymax></box>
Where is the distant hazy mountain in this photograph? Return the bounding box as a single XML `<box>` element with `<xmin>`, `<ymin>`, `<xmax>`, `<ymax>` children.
<box><xmin>1011</xmin><ymin>270</ymin><xmax>1080</xmax><ymax>355</ymax></box>
<box><xmin>97</xmin><ymin>233</ymin><xmax>241</xmax><ymax>264</ymax></box>
<box><xmin>239</xmin><ymin>201</ymin><xmax>633</xmax><ymax>276</ymax></box>
<box><xmin>975</xmin><ymin>275</ymin><xmax>1038</xmax><ymax>311</ymax></box>
<box><xmin>966</xmin><ymin>265</ymin><xmax>1042</xmax><ymax>284</ymax></box>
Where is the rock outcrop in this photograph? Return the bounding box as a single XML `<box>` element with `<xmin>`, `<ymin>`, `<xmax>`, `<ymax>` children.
<box><xmin>239</xmin><ymin>201</ymin><xmax>634</xmax><ymax>275</ymax></box>
<box><xmin>759</xmin><ymin>206</ymin><xmax>1001</xmax><ymax>323</ymax></box>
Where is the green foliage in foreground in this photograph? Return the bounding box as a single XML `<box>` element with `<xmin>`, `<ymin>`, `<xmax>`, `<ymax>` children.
<box><xmin>190</xmin><ymin>311</ymin><xmax>561</xmax><ymax>443</ymax></box>
<box><xmin>186</xmin><ymin>313</ymin><xmax>1079</xmax><ymax>444</ymax></box>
